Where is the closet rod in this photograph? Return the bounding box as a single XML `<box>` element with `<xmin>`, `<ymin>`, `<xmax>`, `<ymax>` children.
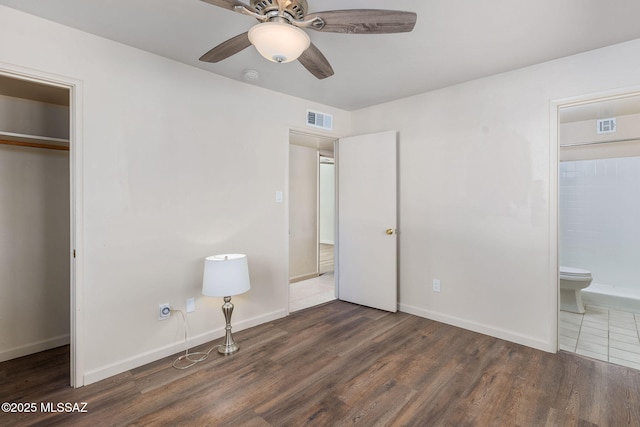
<box><xmin>0</xmin><ymin>138</ymin><xmax>69</xmax><ymax>151</ymax></box>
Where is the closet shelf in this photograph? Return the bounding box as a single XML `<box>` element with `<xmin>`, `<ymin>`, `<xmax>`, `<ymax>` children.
<box><xmin>0</xmin><ymin>131</ymin><xmax>69</xmax><ymax>151</ymax></box>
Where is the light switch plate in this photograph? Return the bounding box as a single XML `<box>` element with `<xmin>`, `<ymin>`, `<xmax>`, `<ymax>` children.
<box><xmin>186</xmin><ymin>297</ymin><xmax>195</xmax><ymax>313</ymax></box>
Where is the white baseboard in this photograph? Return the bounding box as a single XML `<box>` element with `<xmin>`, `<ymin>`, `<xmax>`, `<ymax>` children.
<box><xmin>290</xmin><ymin>273</ymin><xmax>319</xmax><ymax>283</ymax></box>
<box><xmin>0</xmin><ymin>334</ymin><xmax>70</xmax><ymax>362</ymax></box>
<box><xmin>582</xmin><ymin>284</ymin><xmax>640</xmax><ymax>314</ymax></box>
<box><xmin>83</xmin><ymin>309</ymin><xmax>287</xmax><ymax>385</ymax></box>
<box><xmin>398</xmin><ymin>303</ymin><xmax>556</xmax><ymax>353</ymax></box>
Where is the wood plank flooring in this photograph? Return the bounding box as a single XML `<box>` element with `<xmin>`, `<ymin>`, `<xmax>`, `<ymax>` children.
<box><xmin>2</xmin><ymin>300</ymin><xmax>640</xmax><ymax>426</ymax></box>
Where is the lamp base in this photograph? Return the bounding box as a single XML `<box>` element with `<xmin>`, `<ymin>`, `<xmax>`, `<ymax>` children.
<box><xmin>219</xmin><ymin>296</ymin><xmax>240</xmax><ymax>355</ymax></box>
<box><xmin>218</xmin><ymin>342</ymin><xmax>239</xmax><ymax>355</ymax></box>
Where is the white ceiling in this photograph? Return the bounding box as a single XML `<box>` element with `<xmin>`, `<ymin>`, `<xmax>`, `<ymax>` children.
<box><xmin>3</xmin><ymin>0</ymin><xmax>640</xmax><ymax>111</ymax></box>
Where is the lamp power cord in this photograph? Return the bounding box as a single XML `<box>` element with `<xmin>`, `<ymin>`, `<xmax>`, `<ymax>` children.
<box><xmin>170</xmin><ymin>308</ymin><xmax>222</xmax><ymax>370</ymax></box>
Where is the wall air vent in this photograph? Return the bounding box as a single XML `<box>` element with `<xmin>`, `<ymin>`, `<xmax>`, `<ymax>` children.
<box><xmin>597</xmin><ymin>118</ymin><xmax>617</xmax><ymax>134</ymax></box>
<box><xmin>306</xmin><ymin>110</ymin><xmax>333</xmax><ymax>131</ymax></box>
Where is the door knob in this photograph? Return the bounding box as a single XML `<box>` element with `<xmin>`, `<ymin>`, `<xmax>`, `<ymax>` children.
<box><xmin>386</xmin><ymin>228</ymin><xmax>394</xmax><ymax>235</ymax></box>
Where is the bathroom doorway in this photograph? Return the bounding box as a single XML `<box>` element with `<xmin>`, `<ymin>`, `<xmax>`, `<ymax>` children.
<box><xmin>288</xmin><ymin>131</ymin><xmax>337</xmax><ymax>312</ymax></box>
<box><xmin>556</xmin><ymin>91</ymin><xmax>640</xmax><ymax>369</ymax></box>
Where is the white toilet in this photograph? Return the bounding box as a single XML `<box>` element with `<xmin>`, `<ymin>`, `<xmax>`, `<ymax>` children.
<box><xmin>560</xmin><ymin>266</ymin><xmax>593</xmax><ymax>313</ymax></box>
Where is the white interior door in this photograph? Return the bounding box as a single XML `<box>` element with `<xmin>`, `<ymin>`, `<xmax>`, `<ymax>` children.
<box><xmin>337</xmin><ymin>131</ymin><xmax>397</xmax><ymax>312</ymax></box>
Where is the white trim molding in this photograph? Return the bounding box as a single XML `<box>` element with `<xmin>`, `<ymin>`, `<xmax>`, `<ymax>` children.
<box><xmin>83</xmin><ymin>309</ymin><xmax>286</xmax><ymax>385</ymax></box>
<box><xmin>399</xmin><ymin>303</ymin><xmax>556</xmax><ymax>353</ymax></box>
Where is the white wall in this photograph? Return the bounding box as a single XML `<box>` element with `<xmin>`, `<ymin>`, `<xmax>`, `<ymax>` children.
<box><xmin>289</xmin><ymin>144</ymin><xmax>318</xmax><ymax>280</ymax></box>
<box><xmin>0</xmin><ymin>6</ymin><xmax>350</xmax><ymax>384</ymax></box>
<box><xmin>560</xmin><ymin>157</ymin><xmax>640</xmax><ymax>291</ymax></box>
<box><xmin>351</xmin><ymin>38</ymin><xmax>640</xmax><ymax>352</ymax></box>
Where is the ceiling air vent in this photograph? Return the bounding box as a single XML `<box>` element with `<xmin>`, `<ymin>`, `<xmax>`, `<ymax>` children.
<box><xmin>306</xmin><ymin>110</ymin><xmax>333</xmax><ymax>131</ymax></box>
<box><xmin>597</xmin><ymin>118</ymin><xmax>616</xmax><ymax>134</ymax></box>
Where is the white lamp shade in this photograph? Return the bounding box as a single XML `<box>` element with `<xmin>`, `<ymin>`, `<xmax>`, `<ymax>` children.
<box><xmin>248</xmin><ymin>22</ymin><xmax>310</xmax><ymax>63</ymax></box>
<box><xmin>202</xmin><ymin>254</ymin><xmax>251</xmax><ymax>297</ymax></box>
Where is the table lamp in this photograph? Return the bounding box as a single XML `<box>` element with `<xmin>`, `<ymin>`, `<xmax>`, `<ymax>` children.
<box><xmin>202</xmin><ymin>254</ymin><xmax>251</xmax><ymax>355</ymax></box>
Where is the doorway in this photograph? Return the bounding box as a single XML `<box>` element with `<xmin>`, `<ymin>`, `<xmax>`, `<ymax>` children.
<box><xmin>0</xmin><ymin>65</ymin><xmax>82</xmax><ymax>386</ymax></box>
<box><xmin>555</xmin><ymin>90</ymin><xmax>640</xmax><ymax>370</ymax></box>
<box><xmin>288</xmin><ymin>131</ymin><xmax>337</xmax><ymax>312</ymax></box>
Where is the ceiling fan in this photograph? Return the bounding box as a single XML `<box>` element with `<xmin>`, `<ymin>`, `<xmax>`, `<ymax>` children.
<box><xmin>199</xmin><ymin>0</ymin><xmax>417</xmax><ymax>79</ymax></box>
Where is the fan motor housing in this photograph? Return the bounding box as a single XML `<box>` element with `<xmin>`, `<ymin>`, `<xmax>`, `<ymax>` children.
<box><xmin>251</xmin><ymin>0</ymin><xmax>307</xmax><ymax>21</ymax></box>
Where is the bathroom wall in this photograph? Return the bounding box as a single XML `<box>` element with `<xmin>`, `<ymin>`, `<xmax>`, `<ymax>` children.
<box><xmin>559</xmin><ymin>156</ymin><xmax>640</xmax><ymax>291</ymax></box>
<box><xmin>560</xmin><ymin>112</ymin><xmax>640</xmax><ymax>161</ymax></box>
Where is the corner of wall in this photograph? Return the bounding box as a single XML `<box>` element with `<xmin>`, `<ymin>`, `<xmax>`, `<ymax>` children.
<box><xmin>399</xmin><ymin>303</ymin><xmax>557</xmax><ymax>354</ymax></box>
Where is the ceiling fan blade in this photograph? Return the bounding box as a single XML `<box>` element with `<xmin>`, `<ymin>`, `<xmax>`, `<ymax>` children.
<box><xmin>199</xmin><ymin>32</ymin><xmax>251</xmax><ymax>63</ymax></box>
<box><xmin>298</xmin><ymin>43</ymin><xmax>334</xmax><ymax>80</ymax></box>
<box><xmin>307</xmin><ymin>9</ymin><xmax>417</xmax><ymax>34</ymax></box>
<box><xmin>200</xmin><ymin>0</ymin><xmax>255</xmax><ymax>13</ymax></box>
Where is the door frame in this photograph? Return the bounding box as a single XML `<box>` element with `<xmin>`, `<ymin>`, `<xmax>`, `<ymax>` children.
<box><xmin>0</xmin><ymin>62</ymin><xmax>84</xmax><ymax>387</ymax></box>
<box><xmin>550</xmin><ymin>84</ymin><xmax>640</xmax><ymax>352</ymax></box>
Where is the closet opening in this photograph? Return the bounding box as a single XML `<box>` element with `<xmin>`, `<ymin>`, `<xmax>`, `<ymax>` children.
<box><xmin>0</xmin><ymin>73</ymin><xmax>72</xmax><ymax>383</ymax></box>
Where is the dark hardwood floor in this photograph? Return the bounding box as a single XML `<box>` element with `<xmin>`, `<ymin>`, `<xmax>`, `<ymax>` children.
<box><xmin>2</xmin><ymin>300</ymin><xmax>640</xmax><ymax>426</ymax></box>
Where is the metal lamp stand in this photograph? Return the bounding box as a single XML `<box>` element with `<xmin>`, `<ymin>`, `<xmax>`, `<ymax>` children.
<box><xmin>218</xmin><ymin>296</ymin><xmax>239</xmax><ymax>355</ymax></box>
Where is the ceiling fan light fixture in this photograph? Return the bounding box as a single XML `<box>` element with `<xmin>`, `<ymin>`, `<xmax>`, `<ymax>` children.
<box><xmin>248</xmin><ymin>22</ymin><xmax>310</xmax><ymax>63</ymax></box>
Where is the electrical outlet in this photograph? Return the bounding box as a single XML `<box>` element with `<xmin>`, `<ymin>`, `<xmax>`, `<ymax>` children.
<box><xmin>159</xmin><ymin>303</ymin><xmax>171</xmax><ymax>320</ymax></box>
<box><xmin>432</xmin><ymin>279</ymin><xmax>441</xmax><ymax>293</ymax></box>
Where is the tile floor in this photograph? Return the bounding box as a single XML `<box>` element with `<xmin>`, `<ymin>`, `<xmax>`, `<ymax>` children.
<box><xmin>289</xmin><ymin>273</ymin><xmax>336</xmax><ymax>312</ymax></box>
<box><xmin>560</xmin><ymin>305</ymin><xmax>640</xmax><ymax>370</ymax></box>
